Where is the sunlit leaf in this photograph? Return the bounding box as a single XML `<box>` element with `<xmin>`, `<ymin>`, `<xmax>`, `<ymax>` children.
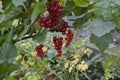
<box><xmin>74</xmin><ymin>0</ymin><xmax>89</xmax><ymax>6</ymax></box>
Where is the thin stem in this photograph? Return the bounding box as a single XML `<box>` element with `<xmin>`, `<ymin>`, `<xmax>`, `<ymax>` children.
<box><xmin>64</xmin><ymin>9</ymin><xmax>94</xmax><ymax>21</ymax></box>
<box><xmin>61</xmin><ymin>56</ymin><xmax>67</xmax><ymax>61</ymax></box>
<box><xmin>81</xmin><ymin>71</ymin><xmax>91</xmax><ymax>80</ymax></box>
<box><xmin>23</xmin><ymin>2</ymin><xmax>27</xmax><ymax>12</ymax></box>
<box><xmin>13</xmin><ymin>34</ymin><xmax>36</xmax><ymax>43</ymax></box>
<box><xmin>76</xmin><ymin>70</ymin><xmax>78</xmax><ymax>80</ymax></box>
<box><xmin>40</xmin><ymin>60</ymin><xmax>63</xmax><ymax>80</ymax></box>
<box><xmin>63</xmin><ymin>0</ymin><xmax>67</xmax><ymax>6</ymax></box>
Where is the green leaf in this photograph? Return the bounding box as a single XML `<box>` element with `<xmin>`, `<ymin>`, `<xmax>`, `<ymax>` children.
<box><xmin>1</xmin><ymin>0</ymin><xmax>11</xmax><ymax>10</ymax></box>
<box><xmin>0</xmin><ymin>29</ymin><xmax>18</xmax><ymax>61</ymax></box>
<box><xmin>4</xmin><ymin>3</ymin><xmax>21</xmax><ymax>20</ymax></box>
<box><xmin>0</xmin><ymin>42</ymin><xmax>18</xmax><ymax>61</ymax></box>
<box><xmin>0</xmin><ymin>62</ymin><xmax>18</xmax><ymax>78</ymax></box>
<box><xmin>18</xmin><ymin>25</ymin><xmax>29</xmax><ymax>40</ymax></box>
<box><xmin>0</xmin><ymin>35</ymin><xmax>7</xmax><ymax>46</ymax></box>
<box><xmin>73</xmin><ymin>6</ymin><xmax>87</xmax><ymax>16</ymax></box>
<box><xmin>94</xmin><ymin>0</ymin><xmax>120</xmax><ymax>21</ymax></box>
<box><xmin>0</xmin><ymin>13</ymin><xmax>6</xmax><ymax>23</ymax></box>
<box><xmin>0</xmin><ymin>20</ymin><xmax>13</xmax><ymax>29</ymax></box>
<box><xmin>87</xmin><ymin>54</ymin><xmax>102</xmax><ymax>65</ymax></box>
<box><xmin>73</xmin><ymin>12</ymin><xmax>93</xmax><ymax>27</ymax></box>
<box><xmin>4</xmin><ymin>76</ymin><xmax>14</xmax><ymax>80</ymax></box>
<box><xmin>63</xmin><ymin>1</ymin><xmax>75</xmax><ymax>10</ymax></box>
<box><xmin>12</xmin><ymin>0</ymin><xmax>26</xmax><ymax>7</ymax></box>
<box><xmin>90</xmin><ymin>33</ymin><xmax>113</xmax><ymax>52</ymax></box>
<box><xmin>33</xmin><ymin>29</ymin><xmax>48</xmax><ymax>43</ymax></box>
<box><xmin>91</xmin><ymin>54</ymin><xmax>102</xmax><ymax>62</ymax></box>
<box><xmin>60</xmin><ymin>0</ymin><xmax>75</xmax><ymax>18</ymax></box>
<box><xmin>73</xmin><ymin>0</ymin><xmax>89</xmax><ymax>6</ymax></box>
<box><xmin>31</xmin><ymin>0</ymin><xmax>47</xmax><ymax>23</ymax></box>
<box><xmin>89</xmin><ymin>18</ymin><xmax>116</xmax><ymax>37</ymax></box>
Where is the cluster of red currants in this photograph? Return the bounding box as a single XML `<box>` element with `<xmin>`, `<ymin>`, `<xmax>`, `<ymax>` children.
<box><xmin>36</xmin><ymin>0</ymin><xmax>74</xmax><ymax>58</ymax></box>
<box><xmin>35</xmin><ymin>44</ymin><xmax>44</xmax><ymax>58</ymax></box>
<box><xmin>53</xmin><ymin>37</ymin><xmax>63</xmax><ymax>57</ymax></box>
<box><xmin>38</xmin><ymin>0</ymin><xmax>63</xmax><ymax>29</ymax></box>
<box><xmin>65</xmin><ymin>30</ymin><xmax>74</xmax><ymax>48</ymax></box>
<box><xmin>57</xmin><ymin>20</ymin><xmax>68</xmax><ymax>35</ymax></box>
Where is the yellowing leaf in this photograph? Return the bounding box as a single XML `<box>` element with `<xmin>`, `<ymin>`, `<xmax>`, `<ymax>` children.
<box><xmin>71</xmin><ymin>58</ymin><xmax>79</xmax><ymax>65</ymax></box>
<box><xmin>81</xmin><ymin>61</ymin><xmax>85</xmax><ymax>64</ymax></box>
<box><xmin>77</xmin><ymin>63</ymin><xmax>88</xmax><ymax>71</ymax></box>
<box><xmin>74</xmin><ymin>54</ymin><xmax>81</xmax><ymax>59</ymax></box>
<box><xmin>16</xmin><ymin>55</ymin><xmax>22</xmax><ymax>61</ymax></box>
<box><xmin>69</xmin><ymin>64</ymin><xmax>74</xmax><ymax>73</ymax></box>
<box><xmin>21</xmin><ymin>64</ymin><xmax>29</xmax><ymax>71</ymax></box>
<box><xmin>81</xmin><ymin>47</ymin><xmax>92</xmax><ymax>55</ymax></box>
<box><xmin>43</xmin><ymin>47</ymin><xmax>48</xmax><ymax>52</ymax></box>
<box><xmin>81</xmin><ymin>47</ymin><xmax>87</xmax><ymax>54</ymax></box>
<box><xmin>64</xmin><ymin>61</ymin><xmax>70</xmax><ymax>69</ymax></box>
<box><xmin>31</xmin><ymin>52</ymin><xmax>36</xmax><ymax>57</ymax></box>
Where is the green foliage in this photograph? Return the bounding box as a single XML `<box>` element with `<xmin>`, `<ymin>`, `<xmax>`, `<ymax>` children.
<box><xmin>0</xmin><ymin>41</ymin><xmax>18</xmax><ymax>60</ymax></box>
<box><xmin>33</xmin><ymin>29</ymin><xmax>48</xmax><ymax>43</ymax></box>
<box><xmin>61</xmin><ymin>0</ymin><xmax>75</xmax><ymax>18</ymax></box>
<box><xmin>0</xmin><ymin>35</ymin><xmax>7</xmax><ymax>46</ymax></box>
<box><xmin>89</xmin><ymin>18</ymin><xmax>116</xmax><ymax>37</ymax></box>
<box><xmin>0</xmin><ymin>13</ymin><xmax>6</xmax><ymax>23</ymax></box>
<box><xmin>90</xmin><ymin>33</ymin><xmax>113</xmax><ymax>52</ymax></box>
<box><xmin>74</xmin><ymin>0</ymin><xmax>89</xmax><ymax>6</ymax></box>
<box><xmin>0</xmin><ymin>62</ymin><xmax>18</xmax><ymax>78</ymax></box>
<box><xmin>73</xmin><ymin>12</ymin><xmax>93</xmax><ymax>27</ymax></box>
<box><xmin>1</xmin><ymin>0</ymin><xmax>11</xmax><ymax>10</ymax></box>
<box><xmin>94</xmin><ymin>0</ymin><xmax>120</xmax><ymax>21</ymax></box>
<box><xmin>0</xmin><ymin>29</ymin><xmax>18</xmax><ymax>61</ymax></box>
<box><xmin>12</xmin><ymin>0</ymin><xmax>26</xmax><ymax>7</ymax></box>
<box><xmin>4</xmin><ymin>4</ymin><xmax>21</xmax><ymax>21</ymax></box>
<box><xmin>0</xmin><ymin>0</ymin><xmax>120</xmax><ymax>79</ymax></box>
<box><xmin>17</xmin><ymin>25</ymin><xmax>29</xmax><ymax>40</ymax></box>
<box><xmin>31</xmin><ymin>0</ymin><xmax>47</xmax><ymax>23</ymax></box>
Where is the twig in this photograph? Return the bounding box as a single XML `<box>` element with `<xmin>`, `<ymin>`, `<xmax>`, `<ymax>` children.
<box><xmin>40</xmin><ymin>61</ymin><xmax>63</xmax><ymax>80</ymax></box>
<box><xmin>81</xmin><ymin>71</ymin><xmax>91</xmax><ymax>80</ymax></box>
<box><xmin>63</xmin><ymin>0</ymin><xmax>67</xmax><ymax>6</ymax></box>
<box><xmin>64</xmin><ymin>9</ymin><xmax>94</xmax><ymax>21</ymax></box>
<box><xmin>23</xmin><ymin>2</ymin><xmax>27</xmax><ymax>12</ymax></box>
<box><xmin>13</xmin><ymin>34</ymin><xmax>36</xmax><ymax>43</ymax></box>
